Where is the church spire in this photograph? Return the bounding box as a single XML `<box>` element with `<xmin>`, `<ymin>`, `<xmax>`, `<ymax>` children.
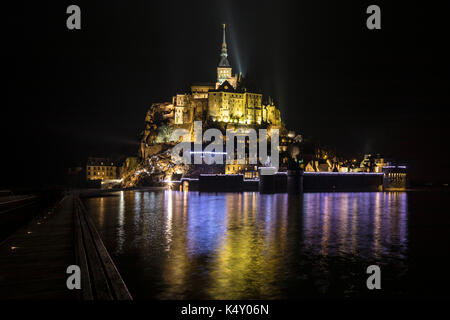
<box><xmin>218</xmin><ymin>23</ymin><xmax>230</xmax><ymax>67</ymax></box>
<box><xmin>221</xmin><ymin>24</ymin><xmax>227</xmax><ymax>56</ymax></box>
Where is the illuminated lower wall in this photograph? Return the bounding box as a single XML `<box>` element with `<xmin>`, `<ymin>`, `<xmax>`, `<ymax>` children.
<box><xmin>303</xmin><ymin>172</ymin><xmax>384</xmax><ymax>191</ymax></box>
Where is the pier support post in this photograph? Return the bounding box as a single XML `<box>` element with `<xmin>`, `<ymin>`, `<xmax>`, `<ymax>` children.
<box><xmin>287</xmin><ymin>170</ymin><xmax>304</xmax><ymax>194</ymax></box>
<box><xmin>258</xmin><ymin>167</ymin><xmax>276</xmax><ymax>194</ymax></box>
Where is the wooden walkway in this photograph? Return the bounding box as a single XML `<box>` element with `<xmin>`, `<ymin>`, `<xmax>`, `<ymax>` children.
<box><xmin>0</xmin><ymin>195</ymin><xmax>38</xmax><ymax>206</ymax></box>
<box><xmin>74</xmin><ymin>196</ymin><xmax>132</xmax><ymax>300</ymax></box>
<box><xmin>0</xmin><ymin>194</ymin><xmax>131</xmax><ymax>300</ymax></box>
<box><xmin>0</xmin><ymin>195</ymin><xmax>40</xmax><ymax>241</ymax></box>
<box><xmin>0</xmin><ymin>196</ymin><xmax>75</xmax><ymax>299</ymax></box>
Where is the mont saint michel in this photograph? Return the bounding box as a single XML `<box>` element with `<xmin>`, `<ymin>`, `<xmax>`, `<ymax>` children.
<box><xmin>2</xmin><ymin>1</ymin><xmax>450</xmax><ymax>306</ymax></box>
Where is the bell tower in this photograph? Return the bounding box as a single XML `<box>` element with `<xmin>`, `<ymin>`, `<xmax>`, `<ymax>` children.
<box><xmin>217</xmin><ymin>24</ymin><xmax>232</xmax><ymax>86</ymax></box>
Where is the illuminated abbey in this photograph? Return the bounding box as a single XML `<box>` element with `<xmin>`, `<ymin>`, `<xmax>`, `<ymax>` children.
<box><xmin>138</xmin><ymin>24</ymin><xmax>285</xmax><ymax>172</ymax></box>
<box><xmin>174</xmin><ymin>24</ymin><xmax>281</xmax><ymax>127</ymax></box>
<box><xmin>142</xmin><ymin>25</ymin><xmax>281</xmax><ymax>140</ymax></box>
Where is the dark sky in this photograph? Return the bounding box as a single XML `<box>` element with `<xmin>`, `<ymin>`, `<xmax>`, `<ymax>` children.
<box><xmin>3</xmin><ymin>0</ymin><xmax>449</xmax><ymax>187</ymax></box>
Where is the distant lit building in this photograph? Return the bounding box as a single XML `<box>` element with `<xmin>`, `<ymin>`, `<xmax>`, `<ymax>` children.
<box><xmin>383</xmin><ymin>165</ymin><xmax>407</xmax><ymax>190</ymax></box>
<box><xmin>359</xmin><ymin>154</ymin><xmax>390</xmax><ymax>173</ymax></box>
<box><xmin>86</xmin><ymin>157</ymin><xmax>118</xmax><ymax>181</ymax></box>
<box><xmin>225</xmin><ymin>159</ymin><xmax>259</xmax><ymax>179</ymax></box>
<box><xmin>374</xmin><ymin>156</ymin><xmax>389</xmax><ymax>173</ymax></box>
<box><xmin>305</xmin><ymin>159</ymin><xmax>335</xmax><ymax>172</ymax></box>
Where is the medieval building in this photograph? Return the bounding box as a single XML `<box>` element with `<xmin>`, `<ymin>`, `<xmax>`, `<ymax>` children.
<box><xmin>141</xmin><ymin>24</ymin><xmax>282</xmax><ymax>156</ymax></box>
<box><xmin>171</xmin><ymin>24</ymin><xmax>281</xmax><ymax>127</ymax></box>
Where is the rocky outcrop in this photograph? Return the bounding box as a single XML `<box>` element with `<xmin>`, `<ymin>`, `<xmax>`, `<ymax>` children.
<box><xmin>122</xmin><ymin>145</ymin><xmax>187</xmax><ymax>188</ymax></box>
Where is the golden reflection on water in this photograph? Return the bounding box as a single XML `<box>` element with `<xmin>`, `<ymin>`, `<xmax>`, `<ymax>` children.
<box><xmin>164</xmin><ymin>190</ymin><xmax>173</xmax><ymax>251</ymax></box>
<box><xmin>338</xmin><ymin>193</ymin><xmax>349</xmax><ymax>255</ymax></box>
<box><xmin>160</xmin><ymin>190</ymin><xmax>191</xmax><ymax>299</ymax></box>
<box><xmin>321</xmin><ymin>194</ymin><xmax>331</xmax><ymax>257</ymax></box>
<box><xmin>206</xmin><ymin>193</ymin><xmax>287</xmax><ymax>299</ymax></box>
<box><xmin>86</xmin><ymin>191</ymin><xmax>408</xmax><ymax>299</ymax></box>
<box><xmin>351</xmin><ymin>196</ymin><xmax>358</xmax><ymax>254</ymax></box>
<box><xmin>117</xmin><ymin>191</ymin><xmax>125</xmax><ymax>252</ymax></box>
<box><xmin>98</xmin><ymin>197</ymin><xmax>105</xmax><ymax>228</ymax></box>
<box><xmin>374</xmin><ymin>192</ymin><xmax>381</xmax><ymax>259</ymax></box>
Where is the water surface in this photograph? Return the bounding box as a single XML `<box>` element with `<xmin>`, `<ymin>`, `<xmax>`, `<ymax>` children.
<box><xmin>85</xmin><ymin>190</ymin><xmax>450</xmax><ymax>299</ymax></box>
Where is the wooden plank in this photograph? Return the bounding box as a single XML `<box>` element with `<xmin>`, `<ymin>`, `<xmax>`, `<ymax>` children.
<box><xmin>76</xmin><ymin>197</ymin><xmax>132</xmax><ymax>300</ymax></box>
<box><xmin>81</xmin><ymin>203</ymin><xmax>132</xmax><ymax>300</ymax></box>
<box><xmin>76</xmin><ymin>199</ymin><xmax>113</xmax><ymax>300</ymax></box>
<box><xmin>73</xmin><ymin>200</ymin><xmax>93</xmax><ymax>300</ymax></box>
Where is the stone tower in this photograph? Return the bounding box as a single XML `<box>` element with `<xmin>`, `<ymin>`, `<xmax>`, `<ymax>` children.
<box><xmin>217</xmin><ymin>24</ymin><xmax>233</xmax><ymax>87</ymax></box>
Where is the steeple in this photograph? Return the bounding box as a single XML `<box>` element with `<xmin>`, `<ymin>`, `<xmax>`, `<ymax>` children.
<box><xmin>218</xmin><ymin>24</ymin><xmax>230</xmax><ymax>67</ymax></box>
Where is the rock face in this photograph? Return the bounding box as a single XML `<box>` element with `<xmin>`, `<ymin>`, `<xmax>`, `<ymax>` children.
<box><xmin>139</xmin><ymin>101</ymin><xmax>194</xmax><ymax>159</ymax></box>
<box><xmin>121</xmin><ymin>168</ymin><xmax>155</xmax><ymax>188</ymax></box>
<box><xmin>122</xmin><ymin>101</ymin><xmax>191</xmax><ymax>188</ymax></box>
<box><xmin>122</xmin><ymin>145</ymin><xmax>187</xmax><ymax>188</ymax></box>
<box><xmin>146</xmin><ymin>144</ymin><xmax>164</xmax><ymax>157</ymax></box>
<box><xmin>147</xmin><ymin>149</ymin><xmax>187</xmax><ymax>179</ymax></box>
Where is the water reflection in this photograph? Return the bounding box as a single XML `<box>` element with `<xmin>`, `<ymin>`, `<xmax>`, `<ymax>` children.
<box><xmin>302</xmin><ymin>192</ymin><xmax>407</xmax><ymax>262</ymax></box>
<box><xmin>117</xmin><ymin>191</ymin><xmax>125</xmax><ymax>253</ymax></box>
<box><xmin>86</xmin><ymin>191</ymin><xmax>408</xmax><ymax>299</ymax></box>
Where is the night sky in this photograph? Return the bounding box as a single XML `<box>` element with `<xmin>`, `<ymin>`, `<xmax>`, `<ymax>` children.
<box><xmin>3</xmin><ymin>1</ymin><xmax>449</xmax><ymax>188</ymax></box>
